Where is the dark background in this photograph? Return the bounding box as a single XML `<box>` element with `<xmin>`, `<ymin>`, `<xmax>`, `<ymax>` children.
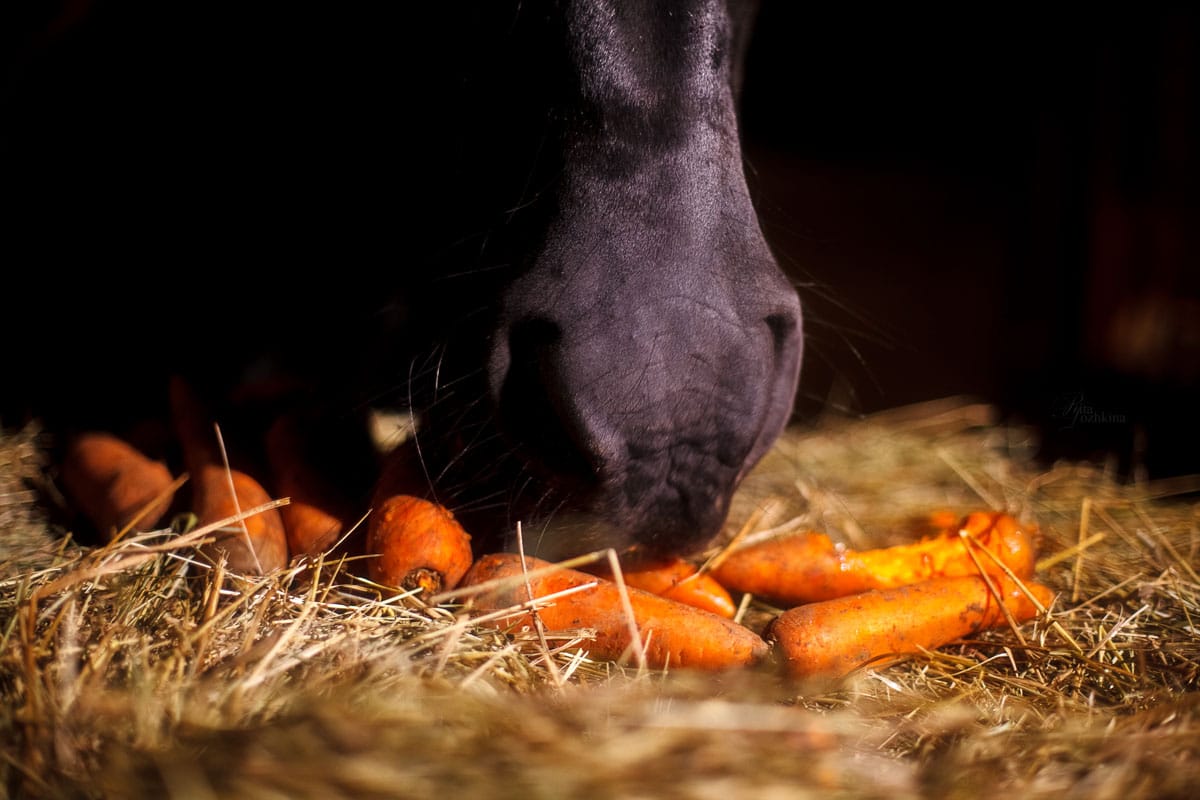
<box><xmin>740</xmin><ymin>5</ymin><xmax>1200</xmax><ymax>480</ymax></box>
<box><xmin>4</xmin><ymin>2</ymin><xmax>1198</xmax><ymax>480</ymax></box>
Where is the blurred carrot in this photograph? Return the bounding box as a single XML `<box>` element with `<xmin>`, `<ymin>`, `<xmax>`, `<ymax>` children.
<box><xmin>765</xmin><ymin>573</ymin><xmax>1056</xmax><ymax>680</ymax></box>
<box><xmin>366</xmin><ymin>494</ymin><xmax>473</xmax><ymax>595</ymax></box>
<box><xmin>459</xmin><ymin>552</ymin><xmax>767</xmax><ymax>671</ymax></box>
<box><xmin>169</xmin><ymin>376</ymin><xmax>288</xmax><ymax>574</ymax></box>
<box><xmin>372</xmin><ymin>438</ymin><xmax>430</xmax><ymax>503</ymax></box>
<box><xmin>586</xmin><ymin>556</ymin><xmax>737</xmax><ymax>619</ymax></box>
<box><xmin>59</xmin><ymin>431</ymin><xmax>177</xmax><ymax>540</ymax></box>
<box><xmin>926</xmin><ymin>509</ymin><xmax>964</xmax><ymax>530</ymax></box>
<box><xmin>712</xmin><ymin>511</ymin><xmax>1037</xmax><ymax>606</ymax></box>
<box><xmin>264</xmin><ymin>413</ymin><xmax>348</xmax><ymax>558</ymax></box>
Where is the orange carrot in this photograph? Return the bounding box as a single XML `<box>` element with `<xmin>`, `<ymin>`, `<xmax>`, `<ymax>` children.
<box><xmin>276</xmin><ymin>496</ymin><xmax>345</xmax><ymax>560</ymax></box>
<box><xmin>58</xmin><ymin>431</ymin><xmax>177</xmax><ymax>540</ymax></box>
<box><xmin>190</xmin><ymin>468</ymin><xmax>290</xmax><ymax>574</ymax></box>
<box><xmin>712</xmin><ymin>511</ymin><xmax>1037</xmax><ymax>606</ymax></box>
<box><xmin>169</xmin><ymin>376</ymin><xmax>288</xmax><ymax>574</ymax></box>
<box><xmin>907</xmin><ymin>509</ymin><xmax>965</xmax><ymax>539</ymax></box>
<box><xmin>765</xmin><ymin>573</ymin><xmax>1056</xmax><ymax>680</ymax></box>
<box><xmin>586</xmin><ymin>557</ymin><xmax>737</xmax><ymax>619</ymax></box>
<box><xmin>366</xmin><ymin>494</ymin><xmax>474</xmax><ymax>595</ymax></box>
<box><xmin>459</xmin><ymin>552</ymin><xmax>767</xmax><ymax>671</ymax></box>
<box><xmin>264</xmin><ymin>414</ymin><xmax>348</xmax><ymax>558</ymax></box>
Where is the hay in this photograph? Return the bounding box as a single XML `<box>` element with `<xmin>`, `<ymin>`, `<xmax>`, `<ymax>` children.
<box><xmin>1</xmin><ymin>399</ymin><xmax>1198</xmax><ymax>799</ymax></box>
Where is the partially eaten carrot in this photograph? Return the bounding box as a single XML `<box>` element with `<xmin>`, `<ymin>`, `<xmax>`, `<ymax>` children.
<box><xmin>712</xmin><ymin>511</ymin><xmax>1037</xmax><ymax>606</ymax></box>
<box><xmin>170</xmin><ymin>376</ymin><xmax>288</xmax><ymax>575</ymax></box>
<box><xmin>765</xmin><ymin>573</ymin><xmax>1056</xmax><ymax>680</ymax></box>
<box><xmin>366</xmin><ymin>494</ymin><xmax>474</xmax><ymax>595</ymax></box>
<box><xmin>459</xmin><ymin>552</ymin><xmax>767</xmax><ymax>671</ymax></box>
<box><xmin>585</xmin><ymin>556</ymin><xmax>737</xmax><ymax>619</ymax></box>
<box><xmin>58</xmin><ymin>431</ymin><xmax>177</xmax><ymax>540</ymax></box>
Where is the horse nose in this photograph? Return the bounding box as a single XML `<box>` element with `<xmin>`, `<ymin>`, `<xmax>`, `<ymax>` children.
<box><xmin>489</xmin><ymin>277</ymin><xmax>803</xmax><ymax>557</ymax></box>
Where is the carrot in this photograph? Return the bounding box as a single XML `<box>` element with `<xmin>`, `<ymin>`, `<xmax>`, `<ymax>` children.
<box><xmin>275</xmin><ymin>493</ymin><xmax>345</xmax><ymax>560</ymax></box>
<box><xmin>586</xmin><ymin>557</ymin><xmax>737</xmax><ymax>619</ymax></box>
<box><xmin>765</xmin><ymin>573</ymin><xmax>1056</xmax><ymax>680</ymax></box>
<box><xmin>712</xmin><ymin>511</ymin><xmax>1037</xmax><ymax>606</ymax></box>
<box><xmin>264</xmin><ymin>414</ymin><xmax>348</xmax><ymax>558</ymax></box>
<box><xmin>366</xmin><ymin>494</ymin><xmax>474</xmax><ymax>595</ymax></box>
<box><xmin>58</xmin><ymin>431</ymin><xmax>177</xmax><ymax>540</ymax></box>
<box><xmin>459</xmin><ymin>552</ymin><xmax>767</xmax><ymax>671</ymax></box>
<box><xmin>190</xmin><ymin>468</ymin><xmax>290</xmax><ymax>574</ymax></box>
<box><xmin>930</xmin><ymin>509</ymin><xmax>963</xmax><ymax>529</ymax></box>
<box><xmin>169</xmin><ymin>376</ymin><xmax>288</xmax><ymax>574</ymax></box>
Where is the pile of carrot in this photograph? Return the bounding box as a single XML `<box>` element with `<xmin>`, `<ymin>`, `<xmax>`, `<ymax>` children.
<box><xmin>458</xmin><ymin>513</ymin><xmax>1054</xmax><ymax>678</ymax></box>
<box><xmin>56</xmin><ymin>383</ymin><xmax>1058</xmax><ymax>679</ymax></box>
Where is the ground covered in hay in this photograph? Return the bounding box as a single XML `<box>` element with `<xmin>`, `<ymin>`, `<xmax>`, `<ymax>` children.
<box><xmin>2</xmin><ymin>399</ymin><xmax>1198</xmax><ymax>799</ymax></box>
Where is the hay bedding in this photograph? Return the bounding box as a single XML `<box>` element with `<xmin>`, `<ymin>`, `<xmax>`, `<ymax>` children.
<box><xmin>1</xmin><ymin>399</ymin><xmax>1198</xmax><ymax>799</ymax></box>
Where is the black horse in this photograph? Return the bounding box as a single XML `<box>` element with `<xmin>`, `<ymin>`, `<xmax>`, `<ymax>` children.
<box><xmin>3</xmin><ymin>0</ymin><xmax>802</xmax><ymax>560</ymax></box>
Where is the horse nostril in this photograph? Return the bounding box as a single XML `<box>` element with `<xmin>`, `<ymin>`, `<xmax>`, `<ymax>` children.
<box><xmin>765</xmin><ymin>310</ymin><xmax>800</xmax><ymax>360</ymax></box>
<box><xmin>497</xmin><ymin>317</ymin><xmax>598</xmax><ymax>484</ymax></box>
